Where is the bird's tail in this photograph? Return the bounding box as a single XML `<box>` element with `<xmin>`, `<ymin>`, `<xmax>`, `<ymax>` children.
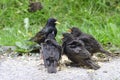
<box><xmin>47</xmin><ymin>58</ymin><xmax>57</xmax><ymax>73</ymax></box>
<box><xmin>84</xmin><ymin>59</ymin><xmax>100</xmax><ymax>70</ymax></box>
<box><xmin>47</xmin><ymin>62</ymin><xmax>57</xmax><ymax>73</ymax></box>
<box><xmin>47</xmin><ymin>64</ymin><xmax>57</xmax><ymax>73</ymax></box>
<box><xmin>99</xmin><ymin>48</ymin><xmax>112</xmax><ymax>56</ymax></box>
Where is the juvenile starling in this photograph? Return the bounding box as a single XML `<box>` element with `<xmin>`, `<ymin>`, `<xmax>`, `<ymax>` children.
<box><xmin>41</xmin><ymin>32</ymin><xmax>61</xmax><ymax>73</ymax></box>
<box><xmin>62</xmin><ymin>33</ymin><xmax>100</xmax><ymax>70</ymax></box>
<box><xmin>70</xmin><ymin>27</ymin><xmax>112</xmax><ymax>56</ymax></box>
<box><xmin>30</xmin><ymin>18</ymin><xmax>60</xmax><ymax>44</ymax></box>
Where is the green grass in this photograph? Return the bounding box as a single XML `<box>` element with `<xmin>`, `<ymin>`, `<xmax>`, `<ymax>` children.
<box><xmin>0</xmin><ymin>0</ymin><xmax>120</xmax><ymax>49</ymax></box>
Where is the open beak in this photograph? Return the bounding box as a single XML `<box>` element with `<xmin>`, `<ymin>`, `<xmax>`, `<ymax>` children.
<box><xmin>68</xmin><ymin>29</ymin><xmax>72</xmax><ymax>33</ymax></box>
<box><xmin>61</xmin><ymin>36</ymin><xmax>64</xmax><ymax>40</ymax></box>
<box><xmin>55</xmin><ymin>21</ymin><xmax>60</xmax><ymax>24</ymax></box>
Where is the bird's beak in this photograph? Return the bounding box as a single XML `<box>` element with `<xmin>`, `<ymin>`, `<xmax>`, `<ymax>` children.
<box><xmin>68</xmin><ymin>29</ymin><xmax>72</xmax><ymax>33</ymax></box>
<box><xmin>55</xmin><ymin>21</ymin><xmax>60</xmax><ymax>24</ymax></box>
<box><xmin>61</xmin><ymin>36</ymin><xmax>64</xmax><ymax>40</ymax></box>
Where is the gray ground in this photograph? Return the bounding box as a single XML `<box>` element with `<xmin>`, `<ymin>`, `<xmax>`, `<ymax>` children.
<box><xmin>0</xmin><ymin>46</ymin><xmax>120</xmax><ymax>80</ymax></box>
<box><xmin>0</xmin><ymin>54</ymin><xmax>120</xmax><ymax>80</ymax></box>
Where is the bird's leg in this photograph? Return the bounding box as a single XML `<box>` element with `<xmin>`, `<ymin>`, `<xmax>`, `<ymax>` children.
<box><xmin>58</xmin><ymin>60</ymin><xmax>62</xmax><ymax>71</ymax></box>
<box><xmin>39</xmin><ymin>49</ymin><xmax>43</xmax><ymax>59</ymax></box>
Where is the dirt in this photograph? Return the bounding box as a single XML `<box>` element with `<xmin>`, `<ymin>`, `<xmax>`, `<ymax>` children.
<box><xmin>0</xmin><ymin>46</ymin><xmax>120</xmax><ymax>80</ymax></box>
<box><xmin>0</xmin><ymin>54</ymin><xmax>120</xmax><ymax>80</ymax></box>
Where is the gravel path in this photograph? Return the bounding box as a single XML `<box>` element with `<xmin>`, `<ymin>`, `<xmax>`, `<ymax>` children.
<box><xmin>0</xmin><ymin>54</ymin><xmax>120</xmax><ymax>80</ymax></box>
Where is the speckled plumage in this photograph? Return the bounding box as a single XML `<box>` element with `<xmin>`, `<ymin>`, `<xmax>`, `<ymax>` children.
<box><xmin>41</xmin><ymin>32</ymin><xmax>61</xmax><ymax>73</ymax></box>
<box><xmin>70</xmin><ymin>27</ymin><xmax>111</xmax><ymax>56</ymax></box>
<box><xmin>62</xmin><ymin>33</ymin><xmax>100</xmax><ymax>70</ymax></box>
<box><xmin>30</xmin><ymin>18</ymin><xmax>58</xmax><ymax>44</ymax></box>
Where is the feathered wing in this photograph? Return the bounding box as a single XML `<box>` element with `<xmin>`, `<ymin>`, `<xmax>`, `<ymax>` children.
<box><xmin>79</xmin><ymin>35</ymin><xmax>101</xmax><ymax>48</ymax></box>
<box><xmin>30</xmin><ymin>30</ymin><xmax>46</xmax><ymax>44</ymax></box>
<box><xmin>41</xmin><ymin>43</ymin><xmax>49</xmax><ymax>67</ymax></box>
<box><xmin>29</xmin><ymin>24</ymin><xmax>57</xmax><ymax>44</ymax></box>
<box><xmin>79</xmin><ymin>34</ymin><xmax>111</xmax><ymax>56</ymax></box>
<box><xmin>66</xmin><ymin>40</ymin><xmax>90</xmax><ymax>59</ymax></box>
<box><xmin>41</xmin><ymin>41</ymin><xmax>61</xmax><ymax>73</ymax></box>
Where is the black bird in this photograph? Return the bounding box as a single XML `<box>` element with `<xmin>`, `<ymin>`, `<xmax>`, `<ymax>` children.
<box><xmin>30</xmin><ymin>18</ymin><xmax>60</xmax><ymax>44</ymax></box>
<box><xmin>41</xmin><ymin>32</ymin><xmax>61</xmax><ymax>73</ymax></box>
<box><xmin>62</xmin><ymin>33</ymin><xmax>100</xmax><ymax>70</ymax></box>
<box><xmin>70</xmin><ymin>27</ymin><xmax>112</xmax><ymax>56</ymax></box>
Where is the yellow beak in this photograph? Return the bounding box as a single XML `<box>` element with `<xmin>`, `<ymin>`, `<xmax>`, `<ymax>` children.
<box><xmin>61</xmin><ymin>36</ymin><xmax>64</xmax><ymax>40</ymax></box>
<box><xmin>55</xmin><ymin>21</ymin><xmax>60</xmax><ymax>24</ymax></box>
<box><xmin>68</xmin><ymin>29</ymin><xmax>72</xmax><ymax>32</ymax></box>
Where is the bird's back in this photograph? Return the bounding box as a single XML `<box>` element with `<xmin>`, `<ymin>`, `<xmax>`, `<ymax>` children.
<box><xmin>64</xmin><ymin>39</ymin><xmax>91</xmax><ymax>63</ymax></box>
<box><xmin>79</xmin><ymin>33</ymin><xmax>102</xmax><ymax>53</ymax></box>
<box><xmin>42</xmin><ymin>39</ymin><xmax>61</xmax><ymax>73</ymax></box>
<box><xmin>29</xmin><ymin>18</ymin><xmax>58</xmax><ymax>44</ymax></box>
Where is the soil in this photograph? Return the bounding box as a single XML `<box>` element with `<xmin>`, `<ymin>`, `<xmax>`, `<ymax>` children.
<box><xmin>0</xmin><ymin>46</ymin><xmax>120</xmax><ymax>80</ymax></box>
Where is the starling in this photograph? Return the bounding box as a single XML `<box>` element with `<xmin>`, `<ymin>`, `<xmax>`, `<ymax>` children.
<box><xmin>41</xmin><ymin>32</ymin><xmax>61</xmax><ymax>73</ymax></box>
<box><xmin>70</xmin><ymin>27</ymin><xmax>112</xmax><ymax>56</ymax></box>
<box><xmin>62</xmin><ymin>33</ymin><xmax>100</xmax><ymax>70</ymax></box>
<box><xmin>30</xmin><ymin>18</ymin><xmax>60</xmax><ymax>44</ymax></box>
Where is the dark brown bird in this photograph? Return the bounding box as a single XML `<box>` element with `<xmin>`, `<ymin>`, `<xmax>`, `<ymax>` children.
<box><xmin>41</xmin><ymin>32</ymin><xmax>61</xmax><ymax>73</ymax></box>
<box><xmin>28</xmin><ymin>1</ymin><xmax>43</xmax><ymax>12</ymax></box>
<box><xmin>62</xmin><ymin>33</ymin><xmax>100</xmax><ymax>70</ymax></box>
<box><xmin>30</xmin><ymin>18</ymin><xmax>60</xmax><ymax>44</ymax></box>
<box><xmin>70</xmin><ymin>27</ymin><xmax>112</xmax><ymax>56</ymax></box>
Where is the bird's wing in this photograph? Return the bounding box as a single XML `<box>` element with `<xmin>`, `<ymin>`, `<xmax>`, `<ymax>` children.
<box><xmin>46</xmin><ymin>39</ymin><xmax>61</xmax><ymax>52</ymax></box>
<box><xmin>30</xmin><ymin>31</ymin><xmax>46</xmax><ymax>43</ymax></box>
<box><xmin>42</xmin><ymin>42</ymin><xmax>61</xmax><ymax>61</ymax></box>
<box><xmin>53</xmin><ymin>47</ymin><xmax>61</xmax><ymax>61</ymax></box>
<box><xmin>66</xmin><ymin>43</ymin><xmax>80</xmax><ymax>54</ymax></box>
<box><xmin>43</xmin><ymin>27</ymin><xmax>57</xmax><ymax>37</ymax></box>
<box><xmin>68</xmin><ymin>40</ymin><xmax>84</xmax><ymax>47</ymax></box>
<box><xmin>80</xmin><ymin>34</ymin><xmax>101</xmax><ymax>48</ymax></box>
<box><xmin>51</xmin><ymin>39</ymin><xmax>61</xmax><ymax>51</ymax></box>
<box><xmin>48</xmin><ymin>39</ymin><xmax>61</xmax><ymax>60</ymax></box>
<box><xmin>41</xmin><ymin>43</ymin><xmax>50</xmax><ymax>59</ymax></box>
<box><xmin>66</xmin><ymin>40</ymin><xmax>90</xmax><ymax>59</ymax></box>
<box><xmin>79</xmin><ymin>34</ymin><xmax>97</xmax><ymax>43</ymax></box>
<box><xmin>66</xmin><ymin>45</ymin><xmax>90</xmax><ymax>59</ymax></box>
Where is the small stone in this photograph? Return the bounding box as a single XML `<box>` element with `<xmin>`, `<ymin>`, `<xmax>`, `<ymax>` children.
<box><xmin>103</xmin><ymin>70</ymin><xmax>108</xmax><ymax>73</ymax></box>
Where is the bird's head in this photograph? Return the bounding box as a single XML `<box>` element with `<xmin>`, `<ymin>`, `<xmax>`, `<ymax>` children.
<box><xmin>68</xmin><ymin>27</ymin><xmax>82</xmax><ymax>37</ymax></box>
<box><xmin>47</xmin><ymin>18</ymin><xmax>60</xmax><ymax>26</ymax></box>
<box><xmin>62</xmin><ymin>33</ymin><xmax>74</xmax><ymax>42</ymax></box>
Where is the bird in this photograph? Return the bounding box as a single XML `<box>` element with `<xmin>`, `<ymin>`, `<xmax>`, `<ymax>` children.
<box><xmin>62</xmin><ymin>33</ymin><xmax>100</xmax><ymax>70</ymax></box>
<box><xmin>30</xmin><ymin>18</ymin><xmax>60</xmax><ymax>44</ymax></box>
<box><xmin>41</xmin><ymin>32</ymin><xmax>61</xmax><ymax>73</ymax></box>
<box><xmin>69</xmin><ymin>27</ymin><xmax>112</xmax><ymax>56</ymax></box>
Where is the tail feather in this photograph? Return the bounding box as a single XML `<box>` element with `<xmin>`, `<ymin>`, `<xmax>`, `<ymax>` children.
<box><xmin>99</xmin><ymin>48</ymin><xmax>112</xmax><ymax>56</ymax></box>
<box><xmin>47</xmin><ymin>61</ymin><xmax>57</xmax><ymax>73</ymax></box>
<box><xmin>84</xmin><ymin>59</ymin><xmax>100</xmax><ymax>70</ymax></box>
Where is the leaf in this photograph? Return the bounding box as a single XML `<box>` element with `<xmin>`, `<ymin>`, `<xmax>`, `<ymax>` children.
<box><xmin>24</xmin><ymin>18</ymin><xmax>29</xmax><ymax>33</ymax></box>
<box><xmin>15</xmin><ymin>40</ymin><xmax>40</xmax><ymax>53</ymax></box>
